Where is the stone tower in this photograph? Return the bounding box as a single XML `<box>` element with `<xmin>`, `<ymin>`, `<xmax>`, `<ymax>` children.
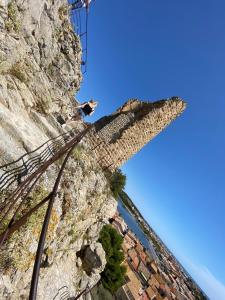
<box><xmin>87</xmin><ymin>97</ymin><xmax>186</xmax><ymax>171</ymax></box>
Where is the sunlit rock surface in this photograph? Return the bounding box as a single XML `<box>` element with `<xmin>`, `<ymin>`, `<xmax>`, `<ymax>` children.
<box><xmin>0</xmin><ymin>0</ymin><xmax>82</xmax><ymax>164</ymax></box>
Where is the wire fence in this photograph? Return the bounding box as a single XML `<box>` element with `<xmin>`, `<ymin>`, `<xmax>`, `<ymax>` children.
<box><xmin>69</xmin><ymin>1</ymin><xmax>89</xmax><ymax>74</ymax></box>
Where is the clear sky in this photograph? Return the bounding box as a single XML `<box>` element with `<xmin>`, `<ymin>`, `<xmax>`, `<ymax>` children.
<box><xmin>74</xmin><ymin>1</ymin><xmax>225</xmax><ymax>299</ymax></box>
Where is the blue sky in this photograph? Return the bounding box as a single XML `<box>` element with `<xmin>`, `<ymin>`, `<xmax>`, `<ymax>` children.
<box><xmin>74</xmin><ymin>1</ymin><xmax>225</xmax><ymax>298</ymax></box>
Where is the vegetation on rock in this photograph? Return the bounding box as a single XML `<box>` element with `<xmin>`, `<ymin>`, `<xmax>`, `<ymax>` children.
<box><xmin>10</xmin><ymin>62</ymin><xmax>27</xmax><ymax>83</ymax></box>
<box><xmin>58</xmin><ymin>5</ymin><xmax>68</xmax><ymax>20</ymax></box>
<box><xmin>107</xmin><ymin>169</ymin><xmax>126</xmax><ymax>199</ymax></box>
<box><xmin>0</xmin><ymin>185</ymin><xmax>59</xmax><ymax>272</ymax></box>
<box><xmin>98</xmin><ymin>225</ymin><xmax>126</xmax><ymax>294</ymax></box>
<box><xmin>5</xmin><ymin>2</ymin><xmax>21</xmax><ymax>32</ymax></box>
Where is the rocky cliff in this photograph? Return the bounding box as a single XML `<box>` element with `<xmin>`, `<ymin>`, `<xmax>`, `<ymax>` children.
<box><xmin>0</xmin><ymin>1</ymin><xmax>118</xmax><ymax>299</ymax></box>
<box><xmin>0</xmin><ymin>0</ymin><xmax>82</xmax><ymax>163</ymax></box>
<box><xmin>0</xmin><ymin>143</ymin><xmax>117</xmax><ymax>299</ymax></box>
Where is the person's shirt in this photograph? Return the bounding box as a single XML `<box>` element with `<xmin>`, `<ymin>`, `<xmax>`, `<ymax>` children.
<box><xmin>81</xmin><ymin>103</ymin><xmax>94</xmax><ymax>116</ymax></box>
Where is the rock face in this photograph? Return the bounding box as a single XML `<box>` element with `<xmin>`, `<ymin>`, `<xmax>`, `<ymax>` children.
<box><xmin>78</xmin><ymin>242</ymin><xmax>107</xmax><ymax>276</ymax></box>
<box><xmin>0</xmin><ymin>0</ymin><xmax>82</xmax><ymax>163</ymax></box>
<box><xmin>87</xmin><ymin>98</ymin><xmax>186</xmax><ymax>171</ymax></box>
<box><xmin>0</xmin><ymin>143</ymin><xmax>117</xmax><ymax>299</ymax></box>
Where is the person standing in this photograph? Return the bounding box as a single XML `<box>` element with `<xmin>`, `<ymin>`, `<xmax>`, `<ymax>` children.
<box><xmin>70</xmin><ymin>100</ymin><xmax>98</xmax><ymax>121</ymax></box>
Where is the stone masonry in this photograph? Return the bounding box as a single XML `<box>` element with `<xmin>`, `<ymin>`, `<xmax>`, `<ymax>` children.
<box><xmin>87</xmin><ymin>97</ymin><xmax>186</xmax><ymax>171</ymax></box>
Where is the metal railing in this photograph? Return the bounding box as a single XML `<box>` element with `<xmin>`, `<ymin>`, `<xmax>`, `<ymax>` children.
<box><xmin>53</xmin><ymin>286</ymin><xmax>70</xmax><ymax>300</ymax></box>
<box><xmin>53</xmin><ymin>282</ymin><xmax>98</xmax><ymax>300</ymax></box>
<box><xmin>0</xmin><ymin>128</ymin><xmax>77</xmax><ymax>191</ymax></box>
<box><xmin>0</xmin><ymin>123</ymin><xmax>104</xmax><ymax>299</ymax></box>
<box><xmin>0</xmin><ymin>127</ymin><xmax>92</xmax><ymax>300</ymax></box>
<box><xmin>69</xmin><ymin>2</ymin><xmax>89</xmax><ymax>74</ymax></box>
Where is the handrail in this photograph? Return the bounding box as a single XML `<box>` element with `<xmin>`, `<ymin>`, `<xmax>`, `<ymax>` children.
<box><xmin>69</xmin><ymin>3</ymin><xmax>89</xmax><ymax>74</ymax></box>
<box><xmin>0</xmin><ymin>124</ymin><xmax>97</xmax><ymax>300</ymax></box>
<box><xmin>0</xmin><ymin>128</ymin><xmax>77</xmax><ymax>191</ymax></box>
<box><xmin>29</xmin><ymin>128</ymin><xmax>90</xmax><ymax>300</ymax></box>
<box><xmin>53</xmin><ymin>286</ymin><xmax>70</xmax><ymax>300</ymax></box>
<box><xmin>74</xmin><ymin>282</ymin><xmax>98</xmax><ymax>300</ymax></box>
<box><xmin>83</xmin><ymin>8</ymin><xmax>89</xmax><ymax>74</ymax></box>
<box><xmin>0</xmin><ymin>129</ymin><xmax>72</xmax><ymax>169</ymax></box>
<box><xmin>0</xmin><ymin>127</ymin><xmax>91</xmax><ymax>232</ymax></box>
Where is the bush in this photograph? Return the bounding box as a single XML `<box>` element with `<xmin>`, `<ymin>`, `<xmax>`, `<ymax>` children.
<box><xmin>98</xmin><ymin>225</ymin><xmax>126</xmax><ymax>294</ymax></box>
<box><xmin>108</xmin><ymin>169</ymin><xmax>126</xmax><ymax>199</ymax></box>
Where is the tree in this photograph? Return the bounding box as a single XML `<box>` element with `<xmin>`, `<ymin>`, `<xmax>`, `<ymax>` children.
<box><xmin>98</xmin><ymin>225</ymin><xmax>127</xmax><ymax>294</ymax></box>
<box><xmin>109</xmin><ymin>169</ymin><xmax>126</xmax><ymax>199</ymax></box>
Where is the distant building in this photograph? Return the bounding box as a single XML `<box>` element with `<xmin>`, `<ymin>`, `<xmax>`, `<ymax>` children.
<box><xmin>145</xmin><ymin>250</ymin><xmax>154</xmax><ymax>263</ymax></box>
<box><xmin>116</xmin><ymin>262</ymin><xmax>143</xmax><ymax>300</ymax></box>
<box><xmin>155</xmin><ymin>294</ymin><xmax>164</xmax><ymax>300</ymax></box>
<box><xmin>138</xmin><ymin>260</ymin><xmax>151</xmax><ymax>283</ymax></box>
<box><xmin>122</xmin><ymin>234</ymin><xmax>136</xmax><ymax>253</ymax></box>
<box><xmin>124</xmin><ymin>233</ymin><xmax>136</xmax><ymax>248</ymax></box>
<box><xmin>175</xmin><ymin>291</ymin><xmax>189</xmax><ymax>300</ymax></box>
<box><xmin>136</xmin><ymin>242</ymin><xmax>146</xmax><ymax>260</ymax></box>
<box><xmin>146</xmin><ymin>286</ymin><xmax>157</xmax><ymax>300</ymax></box>
<box><xmin>148</xmin><ymin>274</ymin><xmax>163</xmax><ymax>291</ymax></box>
<box><xmin>112</xmin><ymin>218</ymin><xmax>128</xmax><ymax>236</ymax></box>
<box><xmin>147</xmin><ymin>261</ymin><xmax>158</xmax><ymax>274</ymax></box>
<box><xmin>142</xmin><ymin>291</ymin><xmax>149</xmax><ymax>300</ymax></box>
<box><xmin>128</xmin><ymin>248</ymin><xmax>140</xmax><ymax>270</ymax></box>
<box><xmin>126</xmin><ymin>231</ymin><xmax>138</xmax><ymax>244</ymax></box>
<box><xmin>136</xmin><ymin>242</ymin><xmax>144</xmax><ymax>252</ymax></box>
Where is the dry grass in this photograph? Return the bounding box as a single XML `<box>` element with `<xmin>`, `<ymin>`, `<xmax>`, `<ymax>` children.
<box><xmin>6</xmin><ymin>2</ymin><xmax>21</xmax><ymax>32</ymax></box>
<box><xmin>10</xmin><ymin>62</ymin><xmax>27</xmax><ymax>83</ymax></box>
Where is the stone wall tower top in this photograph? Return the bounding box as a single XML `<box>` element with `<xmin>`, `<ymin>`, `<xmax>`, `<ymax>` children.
<box><xmin>87</xmin><ymin>97</ymin><xmax>186</xmax><ymax>171</ymax></box>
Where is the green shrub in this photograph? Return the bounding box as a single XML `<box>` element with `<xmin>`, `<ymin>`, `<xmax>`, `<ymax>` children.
<box><xmin>98</xmin><ymin>225</ymin><xmax>126</xmax><ymax>294</ymax></box>
<box><xmin>107</xmin><ymin>169</ymin><xmax>126</xmax><ymax>199</ymax></box>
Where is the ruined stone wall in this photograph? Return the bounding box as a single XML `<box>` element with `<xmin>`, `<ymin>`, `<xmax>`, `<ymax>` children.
<box><xmin>97</xmin><ymin>112</ymin><xmax>135</xmax><ymax>143</ymax></box>
<box><xmin>87</xmin><ymin>97</ymin><xmax>186</xmax><ymax>171</ymax></box>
